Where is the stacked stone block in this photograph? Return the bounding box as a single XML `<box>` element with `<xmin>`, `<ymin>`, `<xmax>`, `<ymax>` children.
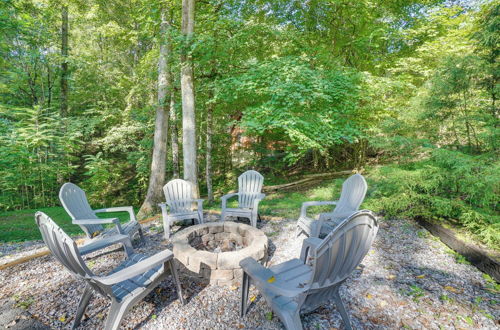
<box><xmin>172</xmin><ymin>222</ymin><xmax>268</xmax><ymax>286</ymax></box>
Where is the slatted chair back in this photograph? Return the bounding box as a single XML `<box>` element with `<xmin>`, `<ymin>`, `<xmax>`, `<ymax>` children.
<box><xmin>164</xmin><ymin>179</ymin><xmax>195</xmax><ymax>214</ymax></box>
<box><xmin>35</xmin><ymin>211</ymin><xmax>93</xmax><ymax>280</ymax></box>
<box><xmin>332</xmin><ymin>174</ymin><xmax>367</xmax><ymax>217</ymax></box>
<box><xmin>309</xmin><ymin>210</ymin><xmax>378</xmax><ymax>289</ymax></box>
<box><xmin>237</xmin><ymin>170</ymin><xmax>264</xmax><ymax>208</ymax></box>
<box><xmin>59</xmin><ymin>183</ymin><xmax>103</xmax><ymax>237</ymax></box>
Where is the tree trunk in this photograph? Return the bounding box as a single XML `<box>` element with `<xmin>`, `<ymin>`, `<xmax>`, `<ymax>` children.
<box><xmin>138</xmin><ymin>6</ymin><xmax>172</xmax><ymax>218</ymax></box>
<box><xmin>60</xmin><ymin>5</ymin><xmax>69</xmax><ymax>116</ymax></box>
<box><xmin>206</xmin><ymin>98</ymin><xmax>214</xmax><ymax>202</ymax></box>
<box><xmin>170</xmin><ymin>91</ymin><xmax>180</xmax><ymax>178</ymax></box>
<box><xmin>181</xmin><ymin>0</ymin><xmax>199</xmax><ymax>197</ymax></box>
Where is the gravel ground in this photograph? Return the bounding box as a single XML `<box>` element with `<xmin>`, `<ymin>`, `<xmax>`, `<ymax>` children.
<box><xmin>0</xmin><ymin>215</ymin><xmax>498</xmax><ymax>329</ymax></box>
<box><xmin>0</xmin><ymin>240</ymin><xmax>48</xmax><ymax>266</ymax></box>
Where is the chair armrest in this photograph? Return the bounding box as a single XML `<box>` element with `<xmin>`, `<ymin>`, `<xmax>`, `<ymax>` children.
<box><xmin>221</xmin><ymin>193</ymin><xmax>239</xmax><ymax>209</ymax></box>
<box><xmin>72</xmin><ymin>218</ymin><xmax>119</xmax><ymax>225</ymax></box>
<box><xmin>158</xmin><ymin>203</ymin><xmax>169</xmax><ymax>221</ymax></box>
<box><xmin>299</xmin><ymin>201</ymin><xmax>337</xmax><ymax>219</ymax></box>
<box><xmin>79</xmin><ymin>234</ymin><xmax>132</xmax><ymax>255</ymax></box>
<box><xmin>195</xmin><ymin>199</ymin><xmax>204</xmax><ymax>213</ymax></box>
<box><xmin>239</xmin><ymin>257</ymin><xmax>308</xmax><ymax>297</ymax></box>
<box><xmin>73</xmin><ymin>218</ymin><xmax>124</xmax><ymax>234</ymax></box>
<box><xmin>94</xmin><ymin>206</ymin><xmax>136</xmax><ymax>222</ymax></box>
<box><xmin>221</xmin><ymin>193</ymin><xmax>238</xmax><ymax>201</ymax></box>
<box><xmin>251</xmin><ymin>195</ymin><xmax>265</xmax><ymax>214</ymax></box>
<box><xmin>98</xmin><ymin>250</ymin><xmax>174</xmax><ymax>285</ymax></box>
<box><xmin>300</xmin><ymin>237</ymin><xmax>323</xmax><ymax>263</ymax></box>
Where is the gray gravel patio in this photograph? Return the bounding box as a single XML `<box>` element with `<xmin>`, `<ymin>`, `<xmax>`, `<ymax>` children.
<box><xmin>0</xmin><ymin>214</ymin><xmax>498</xmax><ymax>329</ymax></box>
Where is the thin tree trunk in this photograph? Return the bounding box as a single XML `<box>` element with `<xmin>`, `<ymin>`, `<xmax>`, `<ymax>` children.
<box><xmin>206</xmin><ymin>97</ymin><xmax>214</xmax><ymax>202</ymax></box>
<box><xmin>47</xmin><ymin>63</ymin><xmax>52</xmax><ymax>109</ymax></box>
<box><xmin>181</xmin><ymin>0</ymin><xmax>199</xmax><ymax>197</ymax></box>
<box><xmin>170</xmin><ymin>92</ymin><xmax>180</xmax><ymax>178</ymax></box>
<box><xmin>60</xmin><ymin>5</ymin><xmax>69</xmax><ymax>116</ymax></box>
<box><xmin>138</xmin><ymin>6</ymin><xmax>172</xmax><ymax>218</ymax></box>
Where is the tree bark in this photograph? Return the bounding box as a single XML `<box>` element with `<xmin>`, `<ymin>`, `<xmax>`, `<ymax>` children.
<box><xmin>60</xmin><ymin>5</ymin><xmax>69</xmax><ymax>116</ymax></box>
<box><xmin>181</xmin><ymin>0</ymin><xmax>199</xmax><ymax>197</ymax></box>
<box><xmin>206</xmin><ymin>97</ymin><xmax>214</xmax><ymax>202</ymax></box>
<box><xmin>138</xmin><ymin>6</ymin><xmax>172</xmax><ymax>218</ymax></box>
<box><xmin>170</xmin><ymin>91</ymin><xmax>180</xmax><ymax>178</ymax></box>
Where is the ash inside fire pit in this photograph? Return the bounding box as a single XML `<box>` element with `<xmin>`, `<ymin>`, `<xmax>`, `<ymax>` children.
<box><xmin>190</xmin><ymin>235</ymin><xmax>244</xmax><ymax>253</ymax></box>
<box><xmin>172</xmin><ymin>221</ymin><xmax>268</xmax><ymax>285</ymax></box>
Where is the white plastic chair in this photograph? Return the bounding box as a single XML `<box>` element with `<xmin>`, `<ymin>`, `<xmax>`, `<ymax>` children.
<box><xmin>296</xmin><ymin>174</ymin><xmax>367</xmax><ymax>238</ymax></box>
<box><xmin>220</xmin><ymin>170</ymin><xmax>265</xmax><ymax>227</ymax></box>
<box><xmin>159</xmin><ymin>179</ymin><xmax>204</xmax><ymax>239</ymax></box>
<box><xmin>35</xmin><ymin>211</ymin><xmax>184</xmax><ymax>330</ymax></box>
<box><xmin>59</xmin><ymin>182</ymin><xmax>143</xmax><ymax>256</ymax></box>
<box><xmin>240</xmin><ymin>210</ymin><xmax>378</xmax><ymax>330</ymax></box>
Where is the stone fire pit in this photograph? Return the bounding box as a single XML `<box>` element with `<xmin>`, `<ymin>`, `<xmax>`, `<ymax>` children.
<box><xmin>172</xmin><ymin>222</ymin><xmax>268</xmax><ymax>286</ymax></box>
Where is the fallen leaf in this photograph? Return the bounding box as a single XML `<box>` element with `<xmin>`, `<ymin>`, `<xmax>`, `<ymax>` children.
<box><xmin>366</xmin><ymin>293</ymin><xmax>373</xmax><ymax>299</ymax></box>
<box><xmin>230</xmin><ymin>286</ymin><xmax>238</xmax><ymax>291</ymax></box>
<box><xmin>151</xmin><ymin>314</ymin><xmax>157</xmax><ymax>320</ymax></box>
<box><xmin>416</xmin><ymin>275</ymin><xmax>426</xmax><ymax>279</ymax></box>
<box><xmin>444</xmin><ymin>286</ymin><xmax>461</xmax><ymax>293</ymax></box>
<box><xmin>379</xmin><ymin>300</ymin><xmax>388</xmax><ymax>307</ymax></box>
<box><xmin>238</xmin><ymin>324</ymin><xmax>244</xmax><ymax>328</ymax></box>
<box><xmin>250</xmin><ymin>295</ymin><xmax>256</xmax><ymax>302</ymax></box>
<box><xmin>59</xmin><ymin>314</ymin><xmax>66</xmax><ymax>323</ymax></box>
<box><xmin>387</xmin><ymin>274</ymin><xmax>396</xmax><ymax>280</ymax></box>
<box><xmin>266</xmin><ymin>312</ymin><xmax>273</xmax><ymax>320</ymax></box>
<box><xmin>6</xmin><ymin>319</ymin><xmax>17</xmax><ymax>328</ymax></box>
<box><xmin>267</xmin><ymin>276</ymin><xmax>276</xmax><ymax>283</ymax></box>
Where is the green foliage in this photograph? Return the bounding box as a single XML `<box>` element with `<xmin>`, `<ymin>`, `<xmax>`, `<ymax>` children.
<box><xmin>218</xmin><ymin>56</ymin><xmax>362</xmax><ymax>163</ymax></box>
<box><xmin>0</xmin><ymin>0</ymin><xmax>497</xmax><ymax>254</ymax></box>
<box><xmin>0</xmin><ymin>106</ymin><xmax>78</xmax><ymax>210</ymax></box>
<box><xmin>365</xmin><ymin>150</ymin><xmax>500</xmax><ymax>248</ymax></box>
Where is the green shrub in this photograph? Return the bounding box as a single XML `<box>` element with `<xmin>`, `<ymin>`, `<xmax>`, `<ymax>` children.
<box><xmin>365</xmin><ymin>149</ymin><xmax>500</xmax><ymax>249</ymax></box>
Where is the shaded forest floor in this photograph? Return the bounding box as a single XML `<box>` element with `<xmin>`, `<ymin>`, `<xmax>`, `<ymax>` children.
<box><xmin>0</xmin><ymin>213</ymin><xmax>499</xmax><ymax>329</ymax></box>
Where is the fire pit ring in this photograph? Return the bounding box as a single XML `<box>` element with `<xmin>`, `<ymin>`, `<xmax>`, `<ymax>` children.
<box><xmin>172</xmin><ymin>222</ymin><xmax>268</xmax><ymax>286</ymax></box>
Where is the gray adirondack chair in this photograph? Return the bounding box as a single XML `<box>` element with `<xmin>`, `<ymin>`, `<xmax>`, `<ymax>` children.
<box><xmin>296</xmin><ymin>173</ymin><xmax>367</xmax><ymax>238</ymax></box>
<box><xmin>220</xmin><ymin>170</ymin><xmax>265</xmax><ymax>227</ymax></box>
<box><xmin>240</xmin><ymin>210</ymin><xmax>378</xmax><ymax>330</ymax></box>
<box><xmin>159</xmin><ymin>179</ymin><xmax>204</xmax><ymax>239</ymax></box>
<box><xmin>59</xmin><ymin>183</ymin><xmax>144</xmax><ymax>256</ymax></box>
<box><xmin>34</xmin><ymin>211</ymin><xmax>185</xmax><ymax>330</ymax></box>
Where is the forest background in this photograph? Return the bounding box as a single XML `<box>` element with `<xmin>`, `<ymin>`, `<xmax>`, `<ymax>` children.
<box><xmin>0</xmin><ymin>0</ymin><xmax>498</xmax><ymax>250</ymax></box>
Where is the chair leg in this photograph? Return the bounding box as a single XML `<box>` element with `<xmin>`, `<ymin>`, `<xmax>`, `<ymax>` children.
<box><xmin>168</xmin><ymin>259</ymin><xmax>185</xmax><ymax>305</ymax></box>
<box><xmin>258</xmin><ymin>214</ymin><xmax>262</xmax><ymax>222</ymax></box>
<box><xmin>122</xmin><ymin>238</ymin><xmax>134</xmax><ymax>258</ymax></box>
<box><xmin>240</xmin><ymin>271</ymin><xmax>250</xmax><ymax>317</ymax></box>
<box><xmin>163</xmin><ymin>218</ymin><xmax>171</xmax><ymax>240</ymax></box>
<box><xmin>250</xmin><ymin>214</ymin><xmax>257</xmax><ymax>228</ymax></box>
<box><xmin>333</xmin><ymin>286</ymin><xmax>352</xmax><ymax>330</ymax></box>
<box><xmin>104</xmin><ymin>299</ymin><xmax>132</xmax><ymax>330</ymax></box>
<box><xmin>220</xmin><ymin>211</ymin><xmax>226</xmax><ymax>222</ymax></box>
<box><xmin>280</xmin><ymin>310</ymin><xmax>303</xmax><ymax>330</ymax></box>
<box><xmin>138</xmin><ymin>227</ymin><xmax>145</xmax><ymax>243</ymax></box>
<box><xmin>72</xmin><ymin>285</ymin><xmax>93</xmax><ymax>329</ymax></box>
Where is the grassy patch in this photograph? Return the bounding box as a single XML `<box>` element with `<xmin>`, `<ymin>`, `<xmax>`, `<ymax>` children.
<box><xmin>0</xmin><ymin>207</ymin><xmax>132</xmax><ymax>242</ymax></box>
